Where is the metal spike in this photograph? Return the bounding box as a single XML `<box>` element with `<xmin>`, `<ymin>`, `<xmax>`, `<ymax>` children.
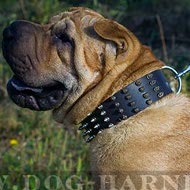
<box><xmin>135</xmin><ymin>80</ymin><xmax>142</xmax><ymax>86</ymax></box>
<box><xmin>101</xmin><ymin>111</ymin><xmax>106</xmax><ymax>116</ymax></box>
<box><xmin>128</xmin><ymin>101</ymin><xmax>136</xmax><ymax>107</ymax></box>
<box><xmin>108</xmin><ymin>123</ymin><xmax>114</xmax><ymax>128</ymax></box>
<box><xmin>86</xmin><ymin>135</ymin><xmax>96</xmax><ymax>143</ymax></box>
<box><xmin>138</xmin><ymin>87</ymin><xmax>145</xmax><ymax>92</ymax></box>
<box><xmin>104</xmin><ymin>117</ymin><xmax>110</xmax><ymax>122</ymax></box>
<box><xmin>98</xmin><ymin>105</ymin><xmax>103</xmax><ymax>109</ymax></box>
<box><xmin>158</xmin><ymin>92</ymin><xmax>164</xmax><ymax>98</ymax></box>
<box><xmin>115</xmin><ymin>102</ymin><xmax>120</xmax><ymax>107</ymax></box>
<box><xmin>125</xmin><ymin>94</ymin><xmax>132</xmax><ymax>100</ymax></box>
<box><xmin>118</xmin><ymin>108</ymin><xmax>124</xmax><ymax>114</ymax></box>
<box><xmin>79</xmin><ymin>123</ymin><xmax>88</xmax><ymax>130</ymax></box>
<box><xmin>143</xmin><ymin>93</ymin><xmax>149</xmax><ymax>99</ymax></box>
<box><xmin>111</xmin><ymin>96</ymin><xmax>116</xmax><ymax>101</ymax></box>
<box><xmin>133</xmin><ymin>108</ymin><xmax>140</xmax><ymax>113</ymax></box>
<box><xmin>149</xmin><ymin>80</ymin><xmax>156</xmax><ymax>86</ymax></box>
<box><xmin>146</xmin><ymin>99</ymin><xmax>153</xmax><ymax>105</ymax></box>
<box><xmin>146</xmin><ymin>73</ymin><xmax>153</xmax><ymax>79</ymax></box>
<box><xmin>94</xmin><ymin>124</ymin><xmax>100</xmax><ymax>129</ymax></box>
<box><xmin>83</xmin><ymin>129</ymin><xmax>92</xmax><ymax>137</ymax></box>
<box><xmin>122</xmin><ymin>115</ymin><xmax>128</xmax><ymax>119</ymax></box>
<box><xmin>153</xmin><ymin>86</ymin><xmax>160</xmax><ymax>92</ymax></box>
<box><xmin>121</xmin><ymin>88</ymin><xmax>128</xmax><ymax>94</ymax></box>
<box><xmin>91</xmin><ymin>117</ymin><xmax>96</xmax><ymax>123</ymax></box>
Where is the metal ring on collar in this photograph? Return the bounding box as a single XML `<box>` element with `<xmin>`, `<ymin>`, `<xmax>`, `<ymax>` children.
<box><xmin>161</xmin><ymin>66</ymin><xmax>182</xmax><ymax>94</ymax></box>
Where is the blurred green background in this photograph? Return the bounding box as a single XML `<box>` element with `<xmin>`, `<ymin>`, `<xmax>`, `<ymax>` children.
<box><xmin>0</xmin><ymin>0</ymin><xmax>190</xmax><ymax>189</ymax></box>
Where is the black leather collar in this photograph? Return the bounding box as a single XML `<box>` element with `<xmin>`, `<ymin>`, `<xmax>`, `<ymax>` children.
<box><xmin>79</xmin><ymin>69</ymin><xmax>173</xmax><ymax>142</ymax></box>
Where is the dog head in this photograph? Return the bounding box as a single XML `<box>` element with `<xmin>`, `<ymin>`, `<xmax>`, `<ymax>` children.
<box><xmin>2</xmin><ymin>7</ymin><xmax>162</xmax><ymax>125</ymax></box>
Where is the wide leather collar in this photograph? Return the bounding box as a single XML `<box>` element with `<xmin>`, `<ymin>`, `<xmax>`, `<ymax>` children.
<box><xmin>79</xmin><ymin>69</ymin><xmax>173</xmax><ymax>142</ymax></box>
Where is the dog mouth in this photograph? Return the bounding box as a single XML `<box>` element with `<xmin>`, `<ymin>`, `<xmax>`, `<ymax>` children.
<box><xmin>7</xmin><ymin>76</ymin><xmax>66</xmax><ymax>111</ymax></box>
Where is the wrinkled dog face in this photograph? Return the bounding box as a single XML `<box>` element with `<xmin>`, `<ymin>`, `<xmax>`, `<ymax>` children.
<box><xmin>2</xmin><ymin>8</ymin><xmax>117</xmax><ymax>122</ymax></box>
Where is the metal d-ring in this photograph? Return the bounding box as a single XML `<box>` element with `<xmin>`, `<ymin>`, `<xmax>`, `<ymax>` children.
<box><xmin>161</xmin><ymin>66</ymin><xmax>182</xmax><ymax>94</ymax></box>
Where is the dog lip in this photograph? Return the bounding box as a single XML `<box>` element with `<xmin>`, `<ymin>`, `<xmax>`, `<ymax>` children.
<box><xmin>10</xmin><ymin>76</ymin><xmax>43</xmax><ymax>93</ymax></box>
<box><xmin>7</xmin><ymin>76</ymin><xmax>66</xmax><ymax>111</ymax></box>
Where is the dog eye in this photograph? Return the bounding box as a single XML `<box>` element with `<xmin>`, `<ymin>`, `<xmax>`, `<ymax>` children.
<box><xmin>57</xmin><ymin>33</ymin><xmax>71</xmax><ymax>43</ymax></box>
<box><xmin>54</xmin><ymin>33</ymin><xmax>72</xmax><ymax>43</ymax></box>
<box><xmin>52</xmin><ymin>32</ymin><xmax>73</xmax><ymax>46</ymax></box>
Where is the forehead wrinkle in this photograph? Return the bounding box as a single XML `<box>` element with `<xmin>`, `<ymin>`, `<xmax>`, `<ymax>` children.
<box><xmin>49</xmin><ymin>12</ymin><xmax>69</xmax><ymax>24</ymax></box>
<box><xmin>49</xmin><ymin>7</ymin><xmax>104</xmax><ymax>25</ymax></box>
<box><xmin>68</xmin><ymin>7</ymin><xmax>104</xmax><ymax>18</ymax></box>
<box><xmin>81</xmin><ymin>15</ymin><xmax>101</xmax><ymax>29</ymax></box>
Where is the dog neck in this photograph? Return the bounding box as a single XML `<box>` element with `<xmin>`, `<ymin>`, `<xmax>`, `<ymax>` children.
<box><xmin>68</xmin><ymin>45</ymin><xmax>164</xmax><ymax>125</ymax></box>
<box><xmin>79</xmin><ymin>69</ymin><xmax>173</xmax><ymax>142</ymax></box>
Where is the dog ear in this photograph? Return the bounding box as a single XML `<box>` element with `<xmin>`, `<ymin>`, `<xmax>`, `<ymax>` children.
<box><xmin>94</xmin><ymin>19</ymin><xmax>141</xmax><ymax>64</ymax></box>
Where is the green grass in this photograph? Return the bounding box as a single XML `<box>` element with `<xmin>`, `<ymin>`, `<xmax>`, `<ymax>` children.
<box><xmin>0</xmin><ymin>100</ymin><xmax>92</xmax><ymax>190</ymax></box>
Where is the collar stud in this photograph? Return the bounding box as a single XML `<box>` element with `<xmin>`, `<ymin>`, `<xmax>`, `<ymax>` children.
<box><xmin>121</xmin><ymin>88</ymin><xmax>128</xmax><ymax>94</ymax></box>
<box><xmin>125</xmin><ymin>94</ymin><xmax>132</xmax><ymax>100</ymax></box>
<box><xmin>100</xmin><ymin>111</ymin><xmax>106</xmax><ymax>116</ymax></box>
<box><xmin>104</xmin><ymin>117</ymin><xmax>110</xmax><ymax>122</ymax></box>
<box><xmin>98</xmin><ymin>105</ymin><xmax>103</xmax><ymax>109</ymax></box>
<box><xmin>135</xmin><ymin>80</ymin><xmax>142</xmax><ymax>86</ymax></box>
<box><xmin>111</xmin><ymin>96</ymin><xmax>116</xmax><ymax>101</ymax></box>
<box><xmin>143</xmin><ymin>93</ymin><xmax>149</xmax><ymax>99</ymax></box>
<box><xmin>149</xmin><ymin>80</ymin><xmax>157</xmax><ymax>86</ymax></box>
<box><xmin>138</xmin><ymin>87</ymin><xmax>145</xmax><ymax>92</ymax></box>
<box><xmin>153</xmin><ymin>86</ymin><xmax>160</xmax><ymax>92</ymax></box>
<box><xmin>158</xmin><ymin>92</ymin><xmax>164</xmax><ymax>98</ymax></box>
<box><xmin>146</xmin><ymin>73</ymin><xmax>154</xmax><ymax>79</ymax></box>
<box><xmin>146</xmin><ymin>99</ymin><xmax>153</xmax><ymax>105</ymax></box>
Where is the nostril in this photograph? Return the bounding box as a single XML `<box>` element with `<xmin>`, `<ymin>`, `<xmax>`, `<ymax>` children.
<box><xmin>3</xmin><ymin>26</ymin><xmax>14</xmax><ymax>41</ymax></box>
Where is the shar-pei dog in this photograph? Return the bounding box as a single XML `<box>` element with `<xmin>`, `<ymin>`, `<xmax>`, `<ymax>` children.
<box><xmin>2</xmin><ymin>7</ymin><xmax>190</xmax><ymax>189</ymax></box>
